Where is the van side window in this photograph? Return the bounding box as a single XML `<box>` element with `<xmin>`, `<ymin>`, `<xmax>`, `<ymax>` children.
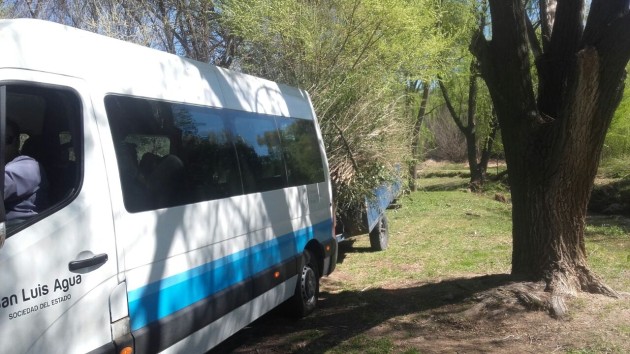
<box><xmin>104</xmin><ymin>95</ymin><xmax>326</xmax><ymax>213</ymax></box>
<box><xmin>231</xmin><ymin>113</ymin><xmax>287</xmax><ymax>193</ymax></box>
<box><xmin>174</xmin><ymin>104</ymin><xmax>243</xmax><ymax>200</ymax></box>
<box><xmin>277</xmin><ymin>118</ymin><xmax>326</xmax><ymax>186</ymax></box>
<box><xmin>3</xmin><ymin>85</ymin><xmax>82</xmax><ymax>234</ymax></box>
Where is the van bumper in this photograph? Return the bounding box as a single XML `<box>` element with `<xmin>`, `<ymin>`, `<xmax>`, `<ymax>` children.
<box><xmin>322</xmin><ymin>237</ymin><xmax>338</xmax><ymax>275</ymax></box>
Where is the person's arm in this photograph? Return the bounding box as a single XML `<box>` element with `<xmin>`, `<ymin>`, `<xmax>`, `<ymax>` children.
<box><xmin>4</xmin><ymin>158</ymin><xmax>41</xmax><ymax>201</ymax></box>
<box><xmin>4</xmin><ymin>166</ymin><xmax>18</xmax><ymax>201</ymax></box>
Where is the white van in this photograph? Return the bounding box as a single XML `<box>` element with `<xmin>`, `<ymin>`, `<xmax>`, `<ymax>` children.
<box><xmin>0</xmin><ymin>19</ymin><xmax>337</xmax><ymax>353</ymax></box>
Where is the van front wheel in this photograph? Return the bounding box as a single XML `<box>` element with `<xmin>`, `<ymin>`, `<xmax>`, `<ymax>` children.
<box><xmin>289</xmin><ymin>250</ymin><xmax>319</xmax><ymax>317</ymax></box>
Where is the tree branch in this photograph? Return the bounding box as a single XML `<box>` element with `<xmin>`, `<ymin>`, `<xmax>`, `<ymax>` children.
<box><xmin>581</xmin><ymin>6</ymin><xmax>630</xmax><ymax>93</ymax></box>
<box><xmin>479</xmin><ymin>1</ymin><xmax>537</xmax><ymax>117</ymax></box>
<box><xmin>411</xmin><ymin>82</ymin><xmax>430</xmax><ymax>158</ymax></box>
<box><xmin>537</xmin><ymin>1</ymin><xmax>586</xmax><ymax>120</ymax></box>
<box><xmin>547</xmin><ymin>0</ymin><xmax>584</xmax><ymax>58</ymax></box>
<box><xmin>539</xmin><ymin>0</ymin><xmax>555</xmax><ymax>51</ymax></box>
<box><xmin>591</xmin><ymin>13</ymin><xmax>630</xmax><ymax>125</ymax></box>
<box><xmin>351</xmin><ymin>21</ymin><xmax>383</xmax><ymax>70</ymax></box>
<box><xmin>467</xmin><ymin>60</ymin><xmax>479</xmax><ymax>130</ymax></box>
<box><xmin>525</xmin><ymin>15</ymin><xmax>543</xmax><ymax>61</ymax></box>
<box><xmin>525</xmin><ymin>13</ymin><xmax>547</xmax><ymax>95</ymax></box>
<box><xmin>438</xmin><ymin>77</ymin><xmax>467</xmax><ymax>132</ymax></box>
<box><xmin>469</xmin><ymin>30</ymin><xmax>492</xmax><ymax>87</ymax></box>
<box><xmin>479</xmin><ymin>112</ymin><xmax>499</xmax><ymax>172</ymax></box>
<box><xmin>597</xmin><ymin>12</ymin><xmax>630</xmax><ymax>66</ymax></box>
<box><xmin>583</xmin><ymin>0</ymin><xmax>630</xmax><ymax>46</ymax></box>
<box><xmin>331</xmin><ymin>121</ymin><xmax>360</xmax><ymax>173</ymax></box>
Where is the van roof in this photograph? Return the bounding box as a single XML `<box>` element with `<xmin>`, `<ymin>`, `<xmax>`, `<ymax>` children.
<box><xmin>0</xmin><ymin>18</ymin><xmax>315</xmax><ymax>120</ymax></box>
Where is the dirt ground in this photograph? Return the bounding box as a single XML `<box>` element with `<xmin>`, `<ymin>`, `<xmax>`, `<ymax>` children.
<box><xmin>209</xmin><ymin>259</ymin><xmax>630</xmax><ymax>353</ymax></box>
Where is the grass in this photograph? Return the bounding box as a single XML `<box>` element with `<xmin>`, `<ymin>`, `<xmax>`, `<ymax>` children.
<box><xmin>338</xmin><ymin>163</ymin><xmax>515</xmax><ymax>292</ymax></box>
<box><xmin>333</xmin><ymin>161</ymin><xmax>630</xmax><ymax>353</ymax></box>
<box><xmin>598</xmin><ymin>157</ymin><xmax>630</xmax><ymax>179</ymax></box>
<box><xmin>336</xmin><ymin>162</ymin><xmax>630</xmax><ymax>293</ymax></box>
<box><xmin>585</xmin><ymin>224</ymin><xmax>630</xmax><ymax>290</ymax></box>
<box><xmin>215</xmin><ymin>160</ymin><xmax>630</xmax><ymax>354</ymax></box>
<box><xmin>337</xmin><ymin>188</ymin><xmax>513</xmax><ymax>290</ymax></box>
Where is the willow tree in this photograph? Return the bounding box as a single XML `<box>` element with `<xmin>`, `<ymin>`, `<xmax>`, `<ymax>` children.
<box><xmin>438</xmin><ymin>63</ymin><xmax>499</xmax><ymax>191</ymax></box>
<box><xmin>471</xmin><ymin>0</ymin><xmax>630</xmax><ymax>316</ymax></box>
<box><xmin>222</xmin><ymin>0</ymin><xmax>448</xmax><ymax>212</ymax></box>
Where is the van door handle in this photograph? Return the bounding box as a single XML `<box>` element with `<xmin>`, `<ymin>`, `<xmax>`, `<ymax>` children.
<box><xmin>69</xmin><ymin>253</ymin><xmax>109</xmax><ymax>271</ymax></box>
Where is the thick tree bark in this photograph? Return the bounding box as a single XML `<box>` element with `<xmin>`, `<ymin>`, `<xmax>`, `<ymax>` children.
<box><xmin>472</xmin><ymin>0</ymin><xmax>630</xmax><ymax>316</ymax></box>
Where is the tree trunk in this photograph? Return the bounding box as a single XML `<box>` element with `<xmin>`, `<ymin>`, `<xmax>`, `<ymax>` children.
<box><xmin>472</xmin><ymin>0</ymin><xmax>630</xmax><ymax>316</ymax></box>
<box><xmin>409</xmin><ymin>82</ymin><xmax>430</xmax><ymax>191</ymax></box>
<box><xmin>464</xmin><ymin>60</ymin><xmax>483</xmax><ymax>190</ymax></box>
<box><xmin>438</xmin><ymin>62</ymin><xmax>489</xmax><ymax>192</ymax></box>
<box><xmin>478</xmin><ymin>114</ymin><xmax>498</xmax><ymax>177</ymax></box>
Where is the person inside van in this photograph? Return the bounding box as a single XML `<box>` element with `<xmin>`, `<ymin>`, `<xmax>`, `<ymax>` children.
<box><xmin>3</xmin><ymin>119</ymin><xmax>49</xmax><ymax>223</ymax></box>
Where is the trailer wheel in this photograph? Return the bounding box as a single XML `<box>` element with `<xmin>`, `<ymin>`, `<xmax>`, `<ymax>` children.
<box><xmin>369</xmin><ymin>214</ymin><xmax>389</xmax><ymax>251</ymax></box>
<box><xmin>288</xmin><ymin>250</ymin><xmax>319</xmax><ymax>317</ymax></box>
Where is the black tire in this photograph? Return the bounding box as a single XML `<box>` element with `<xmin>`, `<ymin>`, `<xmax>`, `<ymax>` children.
<box><xmin>369</xmin><ymin>214</ymin><xmax>389</xmax><ymax>251</ymax></box>
<box><xmin>289</xmin><ymin>250</ymin><xmax>319</xmax><ymax>318</ymax></box>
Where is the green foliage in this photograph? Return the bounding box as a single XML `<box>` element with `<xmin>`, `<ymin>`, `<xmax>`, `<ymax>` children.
<box><xmin>221</xmin><ymin>0</ymin><xmax>451</xmax><ymax>212</ymax></box>
<box><xmin>597</xmin><ymin>157</ymin><xmax>630</xmax><ymax>179</ymax></box>
<box><xmin>603</xmin><ymin>65</ymin><xmax>630</xmax><ymax>159</ymax></box>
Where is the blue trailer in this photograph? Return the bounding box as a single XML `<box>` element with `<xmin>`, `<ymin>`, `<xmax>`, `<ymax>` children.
<box><xmin>336</xmin><ymin>177</ymin><xmax>402</xmax><ymax>251</ymax></box>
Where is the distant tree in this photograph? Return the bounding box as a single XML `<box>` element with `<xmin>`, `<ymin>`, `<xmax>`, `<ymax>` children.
<box><xmin>471</xmin><ymin>0</ymin><xmax>630</xmax><ymax>316</ymax></box>
<box><xmin>423</xmin><ymin>0</ymin><xmax>499</xmax><ymax>191</ymax></box>
<box><xmin>424</xmin><ymin>106</ymin><xmax>468</xmax><ymax>161</ymax></box>
<box><xmin>406</xmin><ymin>0</ymin><xmax>501</xmax><ymax>191</ymax></box>
<box><xmin>438</xmin><ymin>59</ymin><xmax>498</xmax><ymax>191</ymax></box>
<box><xmin>408</xmin><ymin>80</ymin><xmax>430</xmax><ymax>191</ymax></box>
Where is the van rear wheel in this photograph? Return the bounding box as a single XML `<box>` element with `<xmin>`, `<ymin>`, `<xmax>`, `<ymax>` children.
<box><xmin>289</xmin><ymin>250</ymin><xmax>319</xmax><ymax>317</ymax></box>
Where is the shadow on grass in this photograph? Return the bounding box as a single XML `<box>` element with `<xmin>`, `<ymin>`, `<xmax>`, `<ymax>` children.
<box><xmin>589</xmin><ymin>178</ymin><xmax>630</xmax><ymax>216</ymax></box>
<box><xmin>208</xmin><ymin>273</ymin><xmax>516</xmax><ymax>354</ymax></box>
<box><xmin>337</xmin><ymin>239</ymin><xmax>374</xmax><ymax>257</ymax></box>
<box><xmin>335</xmin><ymin>234</ymin><xmax>392</xmax><ymax>264</ymax></box>
<box><xmin>419</xmin><ymin>180</ymin><xmax>469</xmax><ymax>192</ymax></box>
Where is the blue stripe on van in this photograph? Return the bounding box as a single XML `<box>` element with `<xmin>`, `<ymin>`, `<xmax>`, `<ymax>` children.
<box><xmin>127</xmin><ymin>219</ymin><xmax>333</xmax><ymax>331</ymax></box>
